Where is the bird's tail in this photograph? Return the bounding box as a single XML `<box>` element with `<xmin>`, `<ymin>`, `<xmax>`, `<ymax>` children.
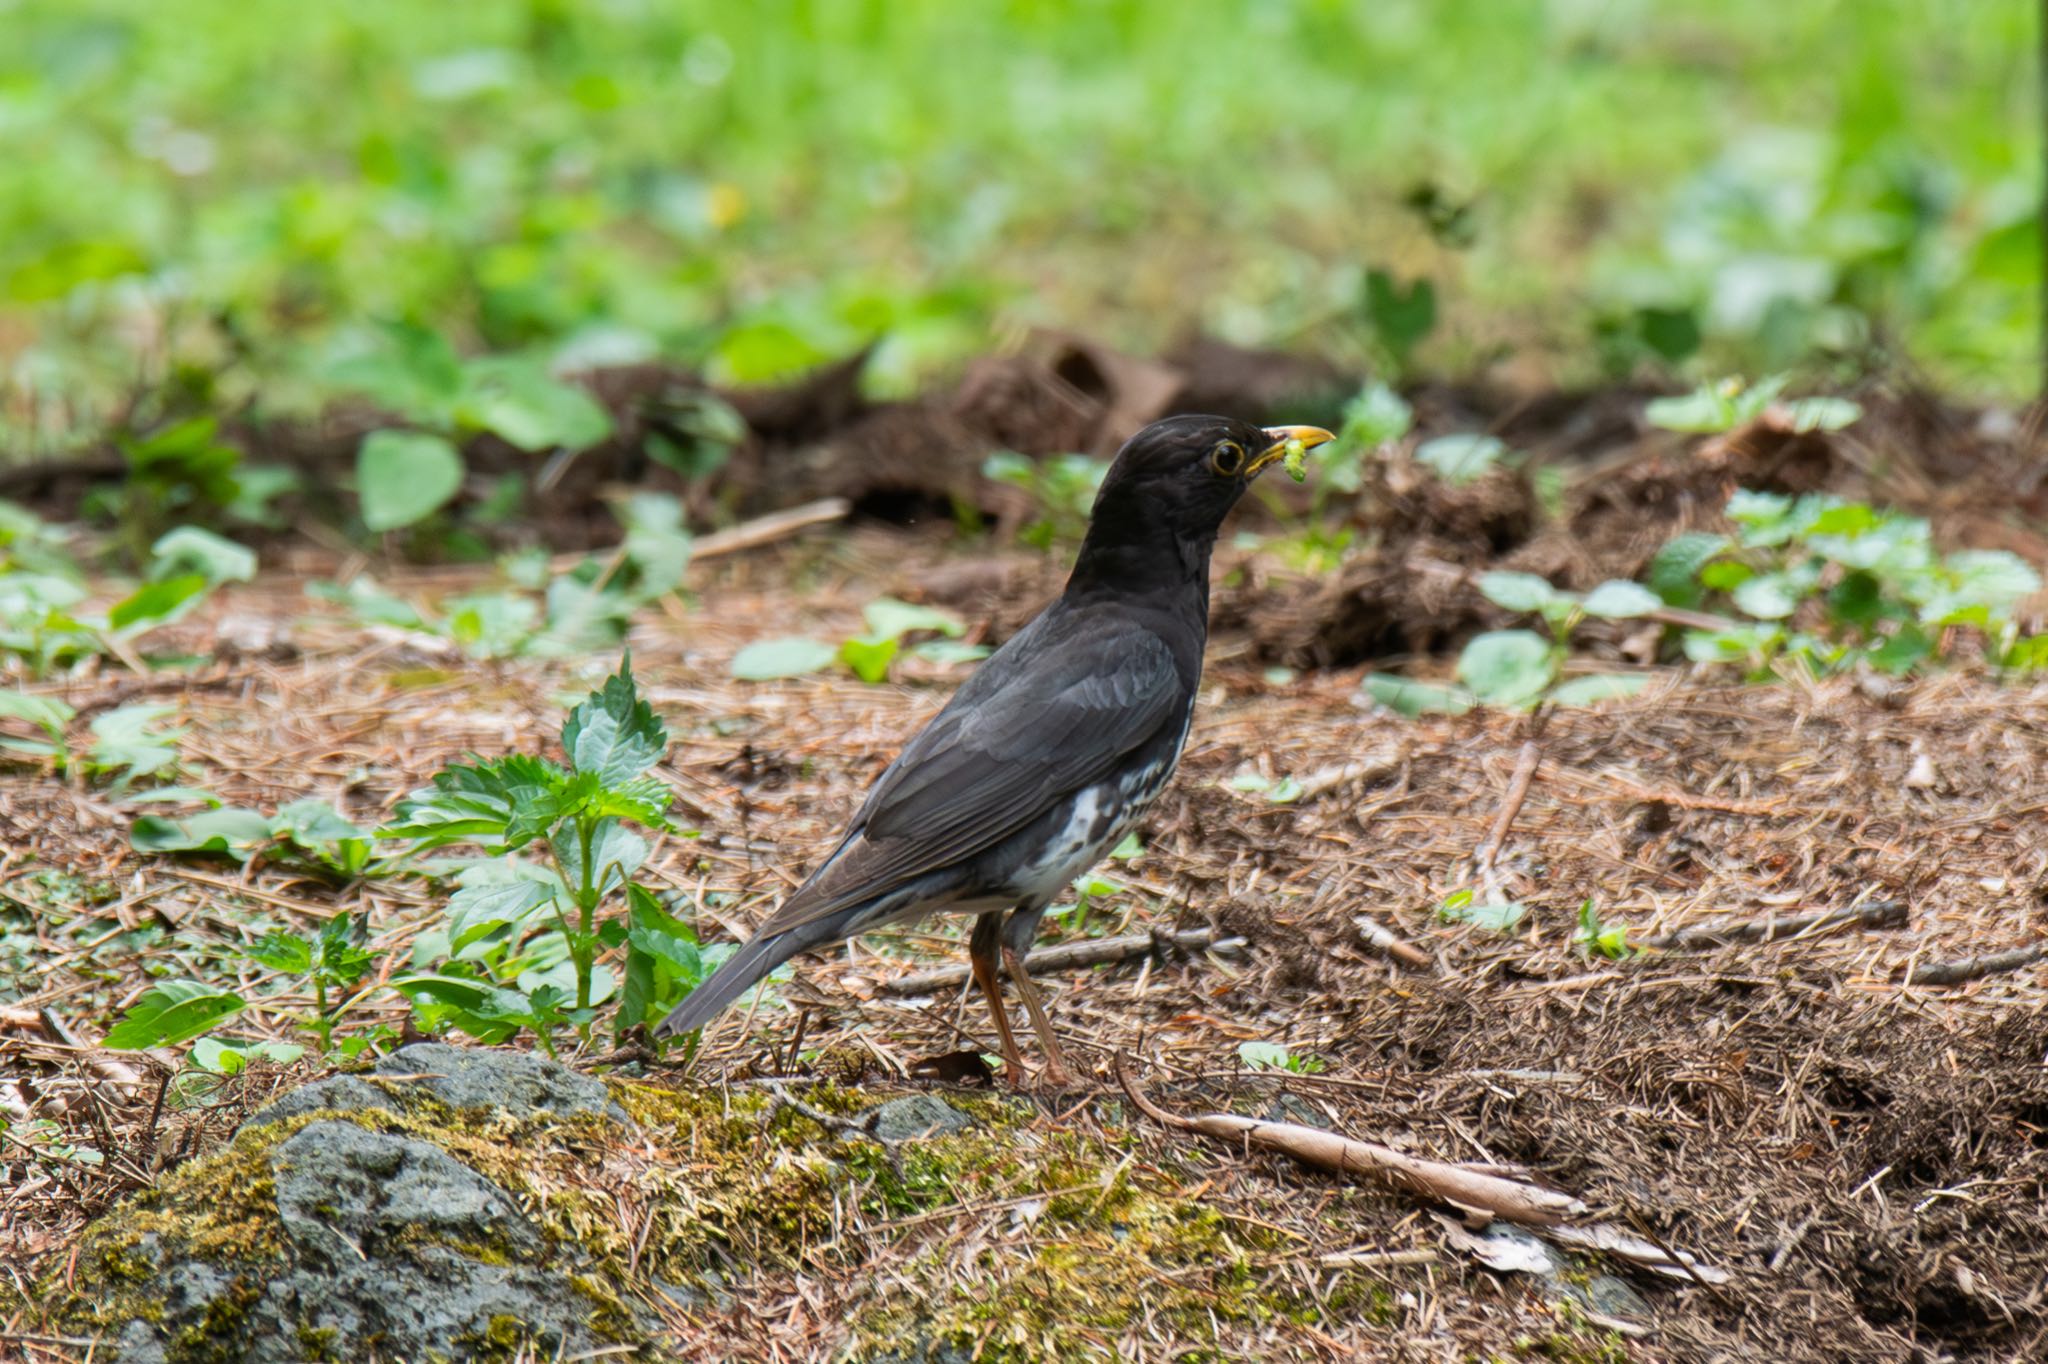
<box><xmin>652</xmin><ymin>929</ymin><xmax>808</xmax><ymax>1040</ymax></box>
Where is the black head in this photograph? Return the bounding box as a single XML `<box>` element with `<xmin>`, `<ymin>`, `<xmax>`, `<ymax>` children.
<box><xmin>1068</xmin><ymin>413</ymin><xmax>1334</xmax><ymax>597</ymax></box>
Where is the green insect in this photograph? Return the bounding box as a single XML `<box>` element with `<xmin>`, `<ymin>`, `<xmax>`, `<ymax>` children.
<box><xmin>1282</xmin><ymin>437</ymin><xmax>1310</xmax><ymax>482</ymax></box>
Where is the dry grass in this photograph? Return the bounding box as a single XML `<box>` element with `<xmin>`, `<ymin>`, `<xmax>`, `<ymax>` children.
<box><xmin>5</xmin><ymin>525</ymin><xmax>2048</xmax><ymax>1361</ymax></box>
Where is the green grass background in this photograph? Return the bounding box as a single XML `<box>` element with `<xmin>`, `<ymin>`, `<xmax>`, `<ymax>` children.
<box><xmin>1</xmin><ymin>0</ymin><xmax>2038</xmax><ymax>455</ymax></box>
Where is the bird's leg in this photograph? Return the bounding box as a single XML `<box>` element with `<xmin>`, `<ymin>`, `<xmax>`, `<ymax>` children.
<box><xmin>1002</xmin><ymin>946</ymin><xmax>1075</xmax><ymax>1089</ymax></box>
<box><xmin>969</xmin><ymin>912</ymin><xmax>1028</xmax><ymax>1087</ymax></box>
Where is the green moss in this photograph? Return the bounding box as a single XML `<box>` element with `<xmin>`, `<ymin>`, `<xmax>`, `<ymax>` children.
<box><xmin>295</xmin><ymin>1321</ymin><xmax>340</xmax><ymax>1360</ymax></box>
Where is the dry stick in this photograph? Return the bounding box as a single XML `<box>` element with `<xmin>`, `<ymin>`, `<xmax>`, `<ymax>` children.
<box><xmin>1354</xmin><ymin>915</ymin><xmax>1435</xmax><ymax>971</ymax></box>
<box><xmin>1114</xmin><ymin>1053</ymin><xmax>1587</xmax><ymax>1226</ymax></box>
<box><xmin>1116</xmin><ymin>1054</ymin><xmax>1732</xmax><ymax>1285</ymax></box>
<box><xmin>545</xmin><ymin>496</ymin><xmax>852</xmax><ymax>575</ymax></box>
<box><xmin>876</xmin><ymin>928</ymin><xmax>1241</xmax><ymax>996</ymax></box>
<box><xmin>1471</xmin><ymin>739</ymin><xmax>1541</xmax><ymax>909</ymax></box>
<box><xmin>1642</xmin><ymin>899</ymin><xmax>1908</xmax><ymax>952</ymax></box>
<box><xmin>1904</xmin><ymin>941</ymin><xmax>2048</xmax><ymax>987</ymax></box>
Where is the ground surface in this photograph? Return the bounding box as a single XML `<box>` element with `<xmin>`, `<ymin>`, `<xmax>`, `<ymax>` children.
<box><xmin>6</xmin><ymin>494</ymin><xmax>2048</xmax><ymax>1359</ymax></box>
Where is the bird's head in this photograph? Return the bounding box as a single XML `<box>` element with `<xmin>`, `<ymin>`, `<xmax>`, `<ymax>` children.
<box><xmin>1067</xmin><ymin>414</ymin><xmax>1334</xmax><ymax>595</ymax></box>
<box><xmin>1091</xmin><ymin>413</ymin><xmax>1334</xmax><ymax>536</ymax></box>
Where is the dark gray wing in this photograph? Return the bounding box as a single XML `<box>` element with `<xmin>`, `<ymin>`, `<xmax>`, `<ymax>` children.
<box><xmin>752</xmin><ymin>611</ymin><xmax>1184</xmax><ymax>937</ymax></box>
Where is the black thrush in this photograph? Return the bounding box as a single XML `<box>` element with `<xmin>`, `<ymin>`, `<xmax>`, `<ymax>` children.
<box><xmin>653</xmin><ymin>414</ymin><xmax>1335</xmax><ymax>1085</ymax></box>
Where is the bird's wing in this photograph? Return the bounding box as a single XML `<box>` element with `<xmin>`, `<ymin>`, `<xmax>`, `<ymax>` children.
<box><xmin>752</xmin><ymin>613</ymin><xmax>1185</xmax><ymax>937</ymax></box>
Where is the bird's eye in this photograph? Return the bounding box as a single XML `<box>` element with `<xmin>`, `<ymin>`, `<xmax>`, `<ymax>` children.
<box><xmin>1210</xmin><ymin>440</ymin><xmax>1245</xmax><ymax>476</ymax></box>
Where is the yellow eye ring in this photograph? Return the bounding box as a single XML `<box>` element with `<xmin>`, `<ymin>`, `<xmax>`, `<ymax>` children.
<box><xmin>1210</xmin><ymin>440</ymin><xmax>1245</xmax><ymax>476</ymax></box>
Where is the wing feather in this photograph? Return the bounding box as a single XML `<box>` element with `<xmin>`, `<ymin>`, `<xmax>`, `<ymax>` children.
<box><xmin>753</xmin><ymin>611</ymin><xmax>1184</xmax><ymax>936</ymax></box>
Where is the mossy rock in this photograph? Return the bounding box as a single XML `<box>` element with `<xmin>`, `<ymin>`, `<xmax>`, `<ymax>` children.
<box><xmin>37</xmin><ymin>1045</ymin><xmax>1378</xmax><ymax>1361</ymax></box>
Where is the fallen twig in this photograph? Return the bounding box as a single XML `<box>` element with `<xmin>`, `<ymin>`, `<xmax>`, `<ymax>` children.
<box><xmin>877</xmin><ymin>928</ymin><xmax>1240</xmax><ymax>996</ymax></box>
<box><xmin>689</xmin><ymin>497</ymin><xmax>852</xmax><ymax>561</ymax></box>
<box><xmin>1116</xmin><ymin>1054</ymin><xmax>1731</xmax><ymax>1286</ymax></box>
<box><xmin>1904</xmin><ymin>941</ymin><xmax>2048</xmax><ymax>987</ymax></box>
<box><xmin>1116</xmin><ymin>1053</ymin><xmax>1587</xmax><ymax>1226</ymax></box>
<box><xmin>1354</xmin><ymin>915</ymin><xmax>1435</xmax><ymax>971</ymax></box>
<box><xmin>1317</xmin><ymin>1247</ymin><xmax>1437</xmax><ymax>1269</ymax></box>
<box><xmin>1641</xmin><ymin>899</ymin><xmax>1907</xmax><ymax>952</ymax></box>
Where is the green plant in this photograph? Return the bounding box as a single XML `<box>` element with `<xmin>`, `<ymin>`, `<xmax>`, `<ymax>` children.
<box><xmin>313</xmin><ymin>493</ymin><xmax>694</xmax><ymax>659</ymax></box>
<box><xmin>1238</xmin><ymin>1040</ymin><xmax>1328</xmax><ymax>1075</ymax></box>
<box><xmin>331</xmin><ymin>323</ymin><xmax>616</xmax><ymax>533</ymax></box>
<box><xmin>1268</xmin><ymin>380</ymin><xmax>1414</xmax><ymax>567</ymax></box>
<box><xmin>731</xmin><ymin>597</ymin><xmax>982</xmax><ymax>683</ymax></box>
<box><xmin>85</xmin><ymin>417</ymin><xmax>295</xmax><ymax>562</ymax></box>
<box><xmin>1646</xmin><ymin>375</ymin><xmax>1862</xmax><ymax>435</ymax></box>
<box><xmin>1363</xmin><ymin>267</ymin><xmax>1437</xmax><ymax>372</ymax></box>
<box><xmin>1573</xmin><ymin>899</ymin><xmax>1634</xmax><ymax>960</ymax></box>
<box><xmin>377</xmin><ymin>654</ymin><xmax>714</xmax><ymax>1051</ymax></box>
<box><xmin>0</xmin><ymin>695</ymin><xmax>187</xmax><ymax>792</ymax></box>
<box><xmin>240</xmin><ymin>913</ymin><xmax>379</xmax><ymax>1053</ymax></box>
<box><xmin>98</xmin><ymin>911</ymin><xmax>381</xmax><ymax>1065</ymax></box>
<box><xmin>983</xmin><ymin>452</ymin><xmax>1110</xmax><ymax>549</ymax></box>
<box><xmin>132</xmin><ymin>798</ymin><xmax>382</xmax><ymax>879</ymax></box>
<box><xmin>1437</xmin><ymin>888</ymin><xmax>1525</xmax><ymax>934</ymax></box>
<box><xmin>1656</xmin><ymin>491</ymin><xmax>2044</xmax><ymax>677</ymax></box>
<box><xmin>1364</xmin><ymin>572</ymin><xmax>1654</xmax><ymax>716</ymax></box>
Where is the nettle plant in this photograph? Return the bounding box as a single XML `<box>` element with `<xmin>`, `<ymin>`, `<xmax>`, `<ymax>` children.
<box><xmin>1657</xmin><ymin>491</ymin><xmax>2046</xmax><ymax>676</ymax></box>
<box><xmin>379</xmin><ymin>656</ymin><xmax>725</xmax><ymax>1052</ymax></box>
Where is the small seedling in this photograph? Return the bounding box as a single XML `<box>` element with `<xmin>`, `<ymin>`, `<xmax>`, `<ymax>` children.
<box><xmin>1573</xmin><ymin>899</ymin><xmax>1634</xmax><ymax>959</ymax></box>
<box><xmin>1438</xmin><ymin>888</ymin><xmax>1526</xmax><ymax>933</ymax></box>
<box><xmin>731</xmin><ymin>597</ymin><xmax>981</xmax><ymax>683</ymax></box>
<box><xmin>1238</xmin><ymin>1040</ymin><xmax>1328</xmax><ymax>1075</ymax></box>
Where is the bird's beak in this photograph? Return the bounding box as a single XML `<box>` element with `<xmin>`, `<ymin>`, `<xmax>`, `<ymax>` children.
<box><xmin>1247</xmin><ymin>425</ymin><xmax>1337</xmax><ymax>475</ymax></box>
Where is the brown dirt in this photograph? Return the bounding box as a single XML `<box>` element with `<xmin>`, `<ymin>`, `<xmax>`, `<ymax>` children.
<box><xmin>6</xmin><ymin>527</ymin><xmax>2048</xmax><ymax>1360</ymax></box>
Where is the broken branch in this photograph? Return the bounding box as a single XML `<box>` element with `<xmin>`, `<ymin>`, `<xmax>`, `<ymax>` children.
<box><xmin>1904</xmin><ymin>941</ymin><xmax>2048</xmax><ymax>987</ymax></box>
<box><xmin>1642</xmin><ymin>899</ymin><xmax>1907</xmax><ymax>952</ymax></box>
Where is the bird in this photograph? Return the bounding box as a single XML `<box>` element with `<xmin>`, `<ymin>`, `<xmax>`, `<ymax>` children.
<box><xmin>654</xmin><ymin>414</ymin><xmax>1335</xmax><ymax>1086</ymax></box>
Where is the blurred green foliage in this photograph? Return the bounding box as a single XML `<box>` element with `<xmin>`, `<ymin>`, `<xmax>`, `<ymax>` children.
<box><xmin>0</xmin><ymin>0</ymin><xmax>2037</xmax><ymax>460</ymax></box>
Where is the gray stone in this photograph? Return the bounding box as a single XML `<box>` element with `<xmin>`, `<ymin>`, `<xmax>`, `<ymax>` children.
<box><xmin>869</xmin><ymin>1093</ymin><xmax>974</xmax><ymax>1141</ymax></box>
<box><xmin>96</xmin><ymin>1117</ymin><xmax>646</xmax><ymax>1362</ymax></box>
<box><xmin>271</xmin><ymin>1120</ymin><xmax>541</xmax><ymax>1263</ymax></box>
<box><xmin>245</xmin><ymin>1041</ymin><xmax>627</xmax><ymax>1130</ymax></box>
<box><xmin>1585</xmin><ymin>1273</ymin><xmax>1651</xmax><ymax>1320</ymax></box>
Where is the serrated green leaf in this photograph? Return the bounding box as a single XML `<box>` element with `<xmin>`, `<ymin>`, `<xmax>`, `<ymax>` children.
<box><xmin>1441</xmin><ymin>899</ymin><xmax>1527</xmax><ymax>932</ymax></box>
<box><xmin>243</xmin><ymin>931</ymin><xmax>313</xmax><ymax>973</ymax></box>
<box><xmin>448</xmin><ymin>880</ymin><xmax>554</xmax><ymax>951</ymax></box>
<box><xmin>552</xmin><ymin>818</ymin><xmax>648</xmax><ymax>900</ymax></box>
<box><xmin>1455</xmin><ymin>631</ymin><xmax>1555</xmax><ymax>707</ymax></box>
<box><xmin>0</xmin><ymin>689</ymin><xmax>74</xmax><ymax>736</ymax></box>
<box><xmin>1732</xmin><ymin>572</ymin><xmax>1805</xmax><ymax>620</ymax></box>
<box><xmin>562</xmin><ymin>655</ymin><xmax>667</xmax><ymax>784</ymax></box>
<box><xmin>358</xmin><ymin>430</ymin><xmax>465</xmax><ymax>532</ymax></box>
<box><xmin>190</xmin><ymin>1037</ymin><xmax>304</xmax><ymax>1074</ymax></box>
<box><xmin>103</xmin><ymin>980</ymin><xmax>246</xmax><ymax>1049</ymax></box>
<box><xmin>86</xmin><ymin>703</ymin><xmax>184</xmax><ymax>782</ymax></box>
<box><xmin>1238</xmin><ymin>1041</ymin><xmax>1292</xmax><ymax>1071</ymax></box>
<box><xmin>457</xmin><ymin>357</ymin><xmax>614</xmax><ymax>452</ymax></box>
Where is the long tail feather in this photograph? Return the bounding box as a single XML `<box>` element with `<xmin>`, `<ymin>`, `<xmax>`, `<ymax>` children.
<box><xmin>652</xmin><ymin>931</ymin><xmax>804</xmax><ymax>1039</ymax></box>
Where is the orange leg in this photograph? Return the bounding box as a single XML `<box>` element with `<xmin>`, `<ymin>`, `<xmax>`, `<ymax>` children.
<box><xmin>1003</xmin><ymin>946</ymin><xmax>1075</xmax><ymax>1089</ymax></box>
<box><xmin>969</xmin><ymin>913</ymin><xmax>1028</xmax><ymax>1087</ymax></box>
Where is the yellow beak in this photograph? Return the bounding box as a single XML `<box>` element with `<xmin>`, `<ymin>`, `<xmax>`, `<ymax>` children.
<box><xmin>1246</xmin><ymin>425</ymin><xmax>1337</xmax><ymax>475</ymax></box>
